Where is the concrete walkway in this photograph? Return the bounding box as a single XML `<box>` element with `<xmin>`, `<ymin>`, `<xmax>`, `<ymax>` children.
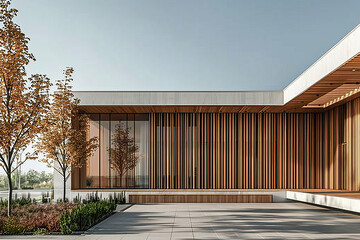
<box><xmin>3</xmin><ymin>202</ymin><xmax>360</xmax><ymax>239</ymax></box>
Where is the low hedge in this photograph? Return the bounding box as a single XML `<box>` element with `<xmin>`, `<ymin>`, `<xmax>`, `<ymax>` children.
<box><xmin>60</xmin><ymin>200</ymin><xmax>116</xmax><ymax>234</ymax></box>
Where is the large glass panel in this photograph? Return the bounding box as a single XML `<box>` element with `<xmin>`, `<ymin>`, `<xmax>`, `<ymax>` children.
<box><xmin>134</xmin><ymin>114</ymin><xmax>149</xmax><ymax>188</ymax></box>
<box><xmin>110</xmin><ymin>114</ymin><xmax>128</xmax><ymax>188</ymax></box>
<box><xmin>74</xmin><ymin>113</ymin><xmax>149</xmax><ymax>189</ymax></box>
<box><xmin>99</xmin><ymin>114</ymin><xmax>110</xmax><ymax>188</ymax></box>
<box><xmin>87</xmin><ymin>114</ymin><xmax>100</xmax><ymax>188</ymax></box>
<box><xmin>126</xmin><ymin>114</ymin><xmax>135</xmax><ymax>188</ymax></box>
<box><xmin>108</xmin><ymin>113</ymin><xmax>149</xmax><ymax>188</ymax></box>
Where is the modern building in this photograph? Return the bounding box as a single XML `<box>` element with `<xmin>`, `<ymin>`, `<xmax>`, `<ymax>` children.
<box><xmin>55</xmin><ymin>25</ymin><xmax>360</xmax><ymax>203</ymax></box>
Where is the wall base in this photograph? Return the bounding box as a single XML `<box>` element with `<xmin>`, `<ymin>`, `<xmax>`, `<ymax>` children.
<box><xmin>286</xmin><ymin>191</ymin><xmax>360</xmax><ymax>214</ymax></box>
<box><xmin>68</xmin><ymin>190</ymin><xmax>289</xmax><ymax>203</ymax></box>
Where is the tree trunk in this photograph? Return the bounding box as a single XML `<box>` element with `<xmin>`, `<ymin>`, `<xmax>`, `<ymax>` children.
<box><xmin>7</xmin><ymin>173</ymin><xmax>12</xmax><ymax>217</ymax></box>
<box><xmin>63</xmin><ymin>174</ymin><xmax>66</xmax><ymax>202</ymax></box>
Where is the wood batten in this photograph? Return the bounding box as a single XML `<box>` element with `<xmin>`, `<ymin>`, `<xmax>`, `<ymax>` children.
<box><xmin>280</xmin><ymin>54</ymin><xmax>360</xmax><ymax>112</ymax></box>
<box><xmin>128</xmin><ymin>194</ymin><xmax>273</xmax><ymax>203</ymax></box>
<box><xmin>150</xmin><ymin>112</ymin><xmax>315</xmax><ymax>189</ymax></box>
<box><xmin>148</xmin><ymin>97</ymin><xmax>360</xmax><ymax>191</ymax></box>
<box><xmin>304</xmin><ymin>84</ymin><xmax>360</xmax><ymax>108</ymax></box>
<box><xmin>72</xmin><ymin>96</ymin><xmax>360</xmax><ymax>191</ymax></box>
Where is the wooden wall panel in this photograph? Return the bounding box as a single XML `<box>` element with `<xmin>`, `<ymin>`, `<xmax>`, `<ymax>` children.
<box><xmin>129</xmin><ymin>194</ymin><xmax>273</xmax><ymax>203</ymax></box>
<box><xmin>73</xmin><ymin>98</ymin><xmax>360</xmax><ymax>191</ymax></box>
<box><xmin>150</xmin><ymin>112</ymin><xmax>315</xmax><ymax>189</ymax></box>
<box><xmin>149</xmin><ymin>97</ymin><xmax>360</xmax><ymax>190</ymax></box>
<box><xmin>344</xmin><ymin>98</ymin><xmax>360</xmax><ymax>190</ymax></box>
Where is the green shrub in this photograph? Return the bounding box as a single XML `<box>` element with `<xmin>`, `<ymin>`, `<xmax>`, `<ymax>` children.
<box><xmin>60</xmin><ymin>200</ymin><xmax>115</xmax><ymax>234</ymax></box>
<box><xmin>33</xmin><ymin>228</ymin><xmax>47</xmax><ymax>235</ymax></box>
<box><xmin>2</xmin><ymin>217</ymin><xmax>25</xmax><ymax>235</ymax></box>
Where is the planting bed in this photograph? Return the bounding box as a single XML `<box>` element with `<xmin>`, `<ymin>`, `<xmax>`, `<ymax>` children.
<box><xmin>0</xmin><ymin>199</ymin><xmax>116</xmax><ymax>235</ymax></box>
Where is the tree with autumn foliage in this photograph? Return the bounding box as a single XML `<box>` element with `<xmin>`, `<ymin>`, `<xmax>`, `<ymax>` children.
<box><xmin>36</xmin><ymin>68</ymin><xmax>98</xmax><ymax>201</ymax></box>
<box><xmin>0</xmin><ymin>0</ymin><xmax>51</xmax><ymax>216</ymax></box>
<box><xmin>109</xmin><ymin>125</ymin><xmax>139</xmax><ymax>187</ymax></box>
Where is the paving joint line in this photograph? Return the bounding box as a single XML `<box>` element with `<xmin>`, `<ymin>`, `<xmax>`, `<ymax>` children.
<box><xmin>188</xmin><ymin>203</ymin><xmax>195</xmax><ymax>239</ymax></box>
<box><xmin>170</xmin><ymin>205</ymin><xmax>176</xmax><ymax>240</ymax></box>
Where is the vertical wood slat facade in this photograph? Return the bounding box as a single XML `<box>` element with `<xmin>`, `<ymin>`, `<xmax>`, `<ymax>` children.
<box><xmin>71</xmin><ymin>97</ymin><xmax>360</xmax><ymax>191</ymax></box>
<box><xmin>149</xmin><ymin>97</ymin><xmax>360</xmax><ymax>191</ymax></box>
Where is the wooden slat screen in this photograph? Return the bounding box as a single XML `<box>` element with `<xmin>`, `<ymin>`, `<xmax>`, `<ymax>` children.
<box><xmin>72</xmin><ymin>97</ymin><xmax>360</xmax><ymax>191</ymax></box>
<box><xmin>149</xmin><ymin>97</ymin><xmax>360</xmax><ymax>190</ymax></box>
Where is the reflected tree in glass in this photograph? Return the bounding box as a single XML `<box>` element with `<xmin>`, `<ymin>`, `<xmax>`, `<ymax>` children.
<box><xmin>109</xmin><ymin>124</ymin><xmax>139</xmax><ymax>187</ymax></box>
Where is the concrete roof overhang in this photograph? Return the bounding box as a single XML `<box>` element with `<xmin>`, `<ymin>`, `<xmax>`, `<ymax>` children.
<box><xmin>75</xmin><ymin>25</ymin><xmax>360</xmax><ymax>113</ymax></box>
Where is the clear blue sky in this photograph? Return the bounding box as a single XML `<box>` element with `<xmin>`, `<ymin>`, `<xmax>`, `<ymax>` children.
<box><xmin>10</xmin><ymin>0</ymin><xmax>360</xmax><ymax>173</ymax></box>
<box><xmin>12</xmin><ymin>0</ymin><xmax>360</xmax><ymax>92</ymax></box>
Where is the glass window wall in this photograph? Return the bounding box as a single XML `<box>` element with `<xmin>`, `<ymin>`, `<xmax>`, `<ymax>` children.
<box><xmin>73</xmin><ymin>113</ymin><xmax>149</xmax><ymax>189</ymax></box>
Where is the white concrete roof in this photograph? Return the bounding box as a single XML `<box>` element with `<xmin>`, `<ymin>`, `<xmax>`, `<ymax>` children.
<box><xmin>74</xmin><ymin>91</ymin><xmax>283</xmax><ymax>106</ymax></box>
<box><xmin>283</xmin><ymin>24</ymin><xmax>360</xmax><ymax>103</ymax></box>
<box><xmin>74</xmin><ymin>24</ymin><xmax>360</xmax><ymax>106</ymax></box>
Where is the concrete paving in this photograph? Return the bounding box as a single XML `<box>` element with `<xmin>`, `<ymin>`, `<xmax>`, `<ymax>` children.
<box><xmin>3</xmin><ymin>202</ymin><xmax>360</xmax><ymax>239</ymax></box>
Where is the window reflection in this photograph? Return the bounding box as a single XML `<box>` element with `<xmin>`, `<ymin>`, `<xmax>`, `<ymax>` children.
<box><xmin>99</xmin><ymin>114</ymin><xmax>110</xmax><ymax>188</ymax></box>
<box><xmin>86</xmin><ymin>114</ymin><xmax>100</xmax><ymax>188</ymax></box>
<box><xmin>74</xmin><ymin>113</ymin><xmax>149</xmax><ymax>189</ymax></box>
<box><xmin>134</xmin><ymin>114</ymin><xmax>149</xmax><ymax>188</ymax></box>
<box><xmin>109</xmin><ymin>121</ymin><xmax>138</xmax><ymax>188</ymax></box>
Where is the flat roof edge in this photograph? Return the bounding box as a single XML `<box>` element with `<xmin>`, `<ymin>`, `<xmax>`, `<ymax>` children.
<box><xmin>283</xmin><ymin>24</ymin><xmax>360</xmax><ymax>103</ymax></box>
<box><xmin>74</xmin><ymin>25</ymin><xmax>360</xmax><ymax>106</ymax></box>
<box><xmin>74</xmin><ymin>91</ymin><xmax>284</xmax><ymax>106</ymax></box>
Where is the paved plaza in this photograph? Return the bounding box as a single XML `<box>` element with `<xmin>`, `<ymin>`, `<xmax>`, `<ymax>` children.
<box><xmin>3</xmin><ymin>202</ymin><xmax>360</xmax><ymax>239</ymax></box>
